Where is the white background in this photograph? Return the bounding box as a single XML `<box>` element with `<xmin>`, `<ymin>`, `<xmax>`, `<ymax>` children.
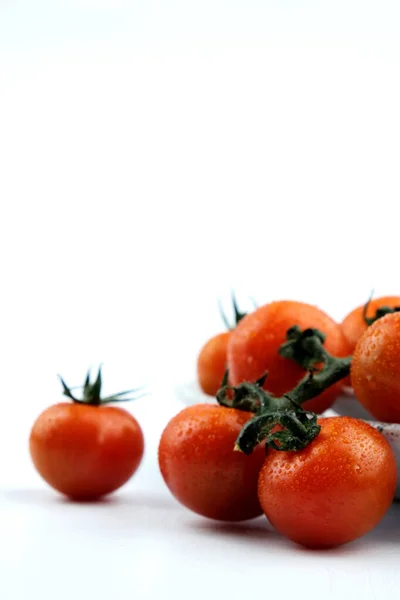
<box><xmin>1</xmin><ymin>1</ymin><xmax>400</xmax><ymax>598</ymax></box>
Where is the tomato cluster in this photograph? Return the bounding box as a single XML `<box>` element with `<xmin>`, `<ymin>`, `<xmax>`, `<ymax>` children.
<box><xmin>196</xmin><ymin>294</ymin><xmax>400</xmax><ymax>421</ymax></box>
<box><xmin>160</xmin><ymin>294</ymin><xmax>400</xmax><ymax>549</ymax></box>
<box><xmin>29</xmin><ymin>293</ymin><xmax>400</xmax><ymax>551</ymax></box>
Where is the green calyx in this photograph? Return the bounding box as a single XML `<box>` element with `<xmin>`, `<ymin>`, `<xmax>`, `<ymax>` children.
<box><xmin>218</xmin><ymin>291</ymin><xmax>256</xmax><ymax>330</ymax></box>
<box><xmin>216</xmin><ymin>371</ymin><xmax>268</xmax><ymax>413</ymax></box>
<box><xmin>217</xmin><ymin>327</ymin><xmax>351</xmax><ymax>454</ymax></box>
<box><xmin>279</xmin><ymin>326</ymin><xmax>327</xmax><ymax>369</ymax></box>
<box><xmin>59</xmin><ymin>366</ymin><xmax>145</xmax><ymax>406</ymax></box>
<box><xmin>362</xmin><ymin>294</ymin><xmax>400</xmax><ymax>326</ymax></box>
<box><xmin>236</xmin><ymin>406</ymin><xmax>321</xmax><ymax>455</ymax></box>
<box><xmin>217</xmin><ymin>372</ymin><xmax>321</xmax><ymax>453</ymax></box>
<box><xmin>278</xmin><ymin>326</ymin><xmax>352</xmax><ymax>393</ymax></box>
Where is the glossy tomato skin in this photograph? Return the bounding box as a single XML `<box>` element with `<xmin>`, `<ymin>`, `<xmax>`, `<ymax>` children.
<box><xmin>30</xmin><ymin>403</ymin><xmax>144</xmax><ymax>500</ymax></box>
<box><xmin>227</xmin><ymin>301</ymin><xmax>350</xmax><ymax>414</ymax></box>
<box><xmin>158</xmin><ymin>404</ymin><xmax>265</xmax><ymax>521</ymax></box>
<box><xmin>258</xmin><ymin>417</ymin><xmax>397</xmax><ymax>549</ymax></box>
<box><xmin>341</xmin><ymin>296</ymin><xmax>400</xmax><ymax>353</ymax></box>
<box><xmin>351</xmin><ymin>312</ymin><xmax>400</xmax><ymax>423</ymax></box>
<box><xmin>197</xmin><ymin>331</ymin><xmax>230</xmax><ymax>396</ymax></box>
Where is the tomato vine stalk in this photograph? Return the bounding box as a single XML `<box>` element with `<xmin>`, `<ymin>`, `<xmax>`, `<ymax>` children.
<box><xmin>217</xmin><ymin>327</ymin><xmax>351</xmax><ymax>454</ymax></box>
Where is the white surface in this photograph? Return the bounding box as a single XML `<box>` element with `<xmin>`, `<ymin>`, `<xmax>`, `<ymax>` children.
<box><xmin>2</xmin><ymin>1</ymin><xmax>400</xmax><ymax>597</ymax></box>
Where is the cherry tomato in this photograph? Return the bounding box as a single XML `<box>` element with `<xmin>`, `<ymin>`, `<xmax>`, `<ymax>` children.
<box><xmin>258</xmin><ymin>416</ymin><xmax>396</xmax><ymax>549</ymax></box>
<box><xmin>158</xmin><ymin>404</ymin><xmax>266</xmax><ymax>521</ymax></box>
<box><xmin>30</xmin><ymin>404</ymin><xmax>144</xmax><ymax>500</ymax></box>
<box><xmin>341</xmin><ymin>295</ymin><xmax>400</xmax><ymax>353</ymax></box>
<box><xmin>351</xmin><ymin>312</ymin><xmax>400</xmax><ymax>422</ymax></box>
<box><xmin>197</xmin><ymin>332</ymin><xmax>230</xmax><ymax>396</ymax></box>
<box><xmin>227</xmin><ymin>301</ymin><xmax>350</xmax><ymax>414</ymax></box>
<box><xmin>340</xmin><ymin>296</ymin><xmax>400</xmax><ymax>390</ymax></box>
<box><xmin>197</xmin><ymin>295</ymin><xmax>249</xmax><ymax>396</ymax></box>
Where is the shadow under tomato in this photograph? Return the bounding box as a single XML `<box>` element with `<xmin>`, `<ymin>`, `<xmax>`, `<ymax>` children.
<box><xmin>289</xmin><ymin>504</ymin><xmax>400</xmax><ymax>555</ymax></box>
<box><xmin>190</xmin><ymin>516</ymin><xmax>280</xmax><ymax>545</ymax></box>
<box><xmin>193</xmin><ymin>517</ymin><xmax>376</xmax><ymax>556</ymax></box>
<box><xmin>291</xmin><ymin>540</ymin><xmax>363</xmax><ymax>557</ymax></box>
<box><xmin>3</xmin><ymin>488</ymin><xmax>123</xmax><ymax>506</ymax></box>
<box><xmin>3</xmin><ymin>488</ymin><xmax>178</xmax><ymax>511</ymax></box>
<box><xmin>113</xmin><ymin>491</ymin><xmax>181</xmax><ymax>511</ymax></box>
<box><xmin>58</xmin><ymin>495</ymin><xmax>119</xmax><ymax>505</ymax></box>
<box><xmin>57</xmin><ymin>490</ymin><xmax>182</xmax><ymax>511</ymax></box>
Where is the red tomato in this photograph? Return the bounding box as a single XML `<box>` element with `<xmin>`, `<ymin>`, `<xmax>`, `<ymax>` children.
<box><xmin>258</xmin><ymin>416</ymin><xmax>396</xmax><ymax>549</ymax></box>
<box><xmin>227</xmin><ymin>301</ymin><xmax>350</xmax><ymax>414</ymax></box>
<box><xmin>30</xmin><ymin>403</ymin><xmax>144</xmax><ymax>500</ymax></box>
<box><xmin>351</xmin><ymin>312</ymin><xmax>400</xmax><ymax>423</ymax></box>
<box><xmin>341</xmin><ymin>295</ymin><xmax>400</xmax><ymax>353</ymax></box>
<box><xmin>158</xmin><ymin>404</ymin><xmax>266</xmax><ymax>521</ymax></box>
<box><xmin>197</xmin><ymin>332</ymin><xmax>230</xmax><ymax>396</ymax></box>
<box><xmin>341</xmin><ymin>296</ymin><xmax>400</xmax><ymax>389</ymax></box>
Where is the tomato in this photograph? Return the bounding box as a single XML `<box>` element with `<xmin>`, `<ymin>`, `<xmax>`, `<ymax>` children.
<box><xmin>30</xmin><ymin>403</ymin><xmax>144</xmax><ymax>500</ymax></box>
<box><xmin>30</xmin><ymin>368</ymin><xmax>144</xmax><ymax>500</ymax></box>
<box><xmin>197</xmin><ymin>332</ymin><xmax>230</xmax><ymax>396</ymax></box>
<box><xmin>340</xmin><ymin>296</ymin><xmax>400</xmax><ymax>390</ymax></box>
<box><xmin>258</xmin><ymin>416</ymin><xmax>396</xmax><ymax>549</ymax></box>
<box><xmin>227</xmin><ymin>301</ymin><xmax>350</xmax><ymax>414</ymax></box>
<box><xmin>341</xmin><ymin>295</ymin><xmax>400</xmax><ymax>353</ymax></box>
<box><xmin>197</xmin><ymin>295</ymin><xmax>249</xmax><ymax>396</ymax></box>
<box><xmin>158</xmin><ymin>404</ymin><xmax>266</xmax><ymax>521</ymax></box>
<box><xmin>351</xmin><ymin>312</ymin><xmax>400</xmax><ymax>422</ymax></box>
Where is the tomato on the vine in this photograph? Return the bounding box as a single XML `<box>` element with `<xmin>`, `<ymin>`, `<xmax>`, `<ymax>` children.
<box><xmin>227</xmin><ymin>301</ymin><xmax>350</xmax><ymax>414</ymax></box>
<box><xmin>30</xmin><ymin>369</ymin><xmax>144</xmax><ymax>500</ymax></box>
<box><xmin>341</xmin><ymin>295</ymin><xmax>400</xmax><ymax>353</ymax></box>
<box><xmin>197</xmin><ymin>295</ymin><xmax>250</xmax><ymax>396</ymax></box>
<box><xmin>197</xmin><ymin>332</ymin><xmax>230</xmax><ymax>396</ymax></box>
<box><xmin>257</xmin><ymin>416</ymin><xmax>396</xmax><ymax>549</ymax></box>
<box><xmin>351</xmin><ymin>312</ymin><xmax>400</xmax><ymax>423</ymax></box>
<box><xmin>158</xmin><ymin>404</ymin><xmax>266</xmax><ymax>521</ymax></box>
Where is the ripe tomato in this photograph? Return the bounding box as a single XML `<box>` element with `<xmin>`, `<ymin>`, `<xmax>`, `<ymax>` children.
<box><xmin>197</xmin><ymin>331</ymin><xmax>230</xmax><ymax>396</ymax></box>
<box><xmin>341</xmin><ymin>295</ymin><xmax>400</xmax><ymax>353</ymax></box>
<box><xmin>227</xmin><ymin>301</ymin><xmax>350</xmax><ymax>414</ymax></box>
<box><xmin>197</xmin><ymin>295</ymin><xmax>250</xmax><ymax>396</ymax></box>
<box><xmin>351</xmin><ymin>312</ymin><xmax>400</xmax><ymax>422</ymax></box>
<box><xmin>30</xmin><ymin>403</ymin><xmax>144</xmax><ymax>500</ymax></box>
<box><xmin>258</xmin><ymin>416</ymin><xmax>396</xmax><ymax>549</ymax></box>
<box><xmin>340</xmin><ymin>296</ymin><xmax>400</xmax><ymax>391</ymax></box>
<box><xmin>158</xmin><ymin>404</ymin><xmax>266</xmax><ymax>521</ymax></box>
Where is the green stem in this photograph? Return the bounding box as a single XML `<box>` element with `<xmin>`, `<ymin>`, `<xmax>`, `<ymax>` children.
<box><xmin>279</xmin><ymin>325</ymin><xmax>328</xmax><ymax>368</ymax></box>
<box><xmin>217</xmin><ymin>326</ymin><xmax>352</xmax><ymax>454</ymax></box>
<box><xmin>218</xmin><ymin>291</ymin><xmax>253</xmax><ymax>330</ymax></box>
<box><xmin>364</xmin><ymin>304</ymin><xmax>400</xmax><ymax>326</ymax></box>
<box><xmin>362</xmin><ymin>290</ymin><xmax>400</xmax><ymax>326</ymax></box>
<box><xmin>59</xmin><ymin>366</ymin><xmax>145</xmax><ymax>406</ymax></box>
<box><xmin>285</xmin><ymin>355</ymin><xmax>351</xmax><ymax>406</ymax></box>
